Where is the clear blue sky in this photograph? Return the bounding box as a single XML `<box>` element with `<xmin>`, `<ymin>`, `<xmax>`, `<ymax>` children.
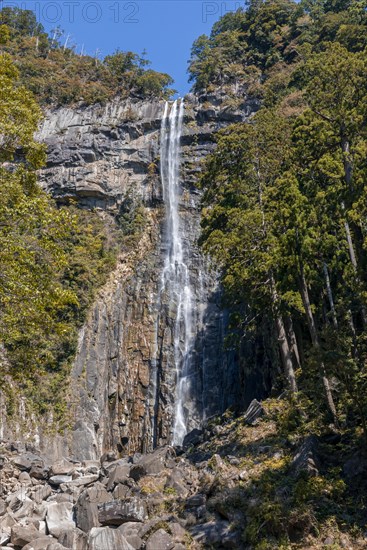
<box><xmin>3</xmin><ymin>1</ymin><xmax>246</xmax><ymax>95</ymax></box>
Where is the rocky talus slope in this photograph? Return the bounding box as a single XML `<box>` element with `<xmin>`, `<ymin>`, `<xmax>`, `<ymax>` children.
<box><xmin>0</xmin><ymin>399</ymin><xmax>364</xmax><ymax>550</ymax></box>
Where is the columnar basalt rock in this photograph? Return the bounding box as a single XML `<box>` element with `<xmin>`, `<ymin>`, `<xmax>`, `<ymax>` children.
<box><xmin>0</xmin><ymin>89</ymin><xmax>263</xmax><ymax>461</ymax></box>
<box><xmin>34</xmin><ymin>92</ymin><xmax>258</xmax><ymax>460</ymax></box>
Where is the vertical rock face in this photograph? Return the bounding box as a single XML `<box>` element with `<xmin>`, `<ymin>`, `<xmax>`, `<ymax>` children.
<box><xmin>35</xmin><ymin>92</ymin><xmax>260</xmax><ymax>460</ymax></box>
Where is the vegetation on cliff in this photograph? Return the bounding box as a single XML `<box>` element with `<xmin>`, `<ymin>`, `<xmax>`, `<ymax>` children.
<box><xmin>0</xmin><ymin>7</ymin><xmax>174</xmax><ymax>106</ymax></box>
<box><xmin>0</xmin><ymin>30</ymin><xmax>127</xmax><ymax>419</ymax></box>
<box><xmin>189</xmin><ymin>0</ymin><xmax>367</xmax><ymax>101</ymax></box>
<box><xmin>0</xmin><ymin>7</ymin><xmax>159</xmax><ymax>421</ymax></box>
<box><xmin>198</xmin><ymin>0</ymin><xmax>367</xmax><ymax>546</ymax></box>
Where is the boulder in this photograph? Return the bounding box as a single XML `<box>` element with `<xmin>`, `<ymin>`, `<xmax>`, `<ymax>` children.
<box><xmin>8</xmin><ymin>490</ymin><xmax>28</xmax><ymax>512</ymax></box>
<box><xmin>243</xmin><ymin>399</ymin><xmax>265</xmax><ymax>425</ymax></box>
<box><xmin>31</xmin><ymin>501</ymin><xmax>47</xmax><ymax>521</ymax></box>
<box><xmin>12</xmin><ymin>497</ymin><xmax>34</xmax><ymax>519</ymax></box>
<box><xmin>106</xmin><ymin>464</ymin><xmax>131</xmax><ymax>490</ymax></box>
<box><xmin>292</xmin><ymin>435</ymin><xmax>320</xmax><ymax>477</ymax></box>
<box><xmin>113</xmin><ymin>484</ymin><xmax>131</xmax><ymax>500</ymax></box>
<box><xmin>170</xmin><ymin>522</ymin><xmax>187</xmax><ymax>543</ymax></box>
<box><xmin>98</xmin><ymin>497</ymin><xmax>147</xmax><ymax>526</ymax></box>
<box><xmin>146</xmin><ymin>528</ymin><xmax>174</xmax><ymax>550</ymax></box>
<box><xmin>58</xmin><ymin>528</ymin><xmax>88</xmax><ymax>550</ymax></box>
<box><xmin>32</xmin><ymin>484</ymin><xmax>52</xmax><ymax>504</ymax></box>
<box><xmin>88</xmin><ymin>527</ymin><xmax>134</xmax><ymax>550</ymax></box>
<box><xmin>182</xmin><ymin>429</ymin><xmax>203</xmax><ymax>448</ymax></box>
<box><xmin>132</xmin><ymin>447</ymin><xmax>173</xmax><ymax>478</ymax></box>
<box><xmin>82</xmin><ymin>460</ymin><xmax>100</xmax><ymax>473</ymax></box>
<box><xmin>30</xmin><ymin>463</ymin><xmax>49</xmax><ymax>480</ymax></box>
<box><xmin>49</xmin><ymin>475</ymin><xmax>72</xmax><ymax>486</ymax></box>
<box><xmin>76</xmin><ymin>484</ymin><xmax>112</xmax><ymax>532</ymax></box>
<box><xmin>61</xmin><ymin>474</ymin><xmax>99</xmax><ymax>490</ymax></box>
<box><xmin>101</xmin><ymin>451</ymin><xmax>119</xmax><ymax>464</ymax></box>
<box><xmin>0</xmin><ymin>512</ymin><xmax>16</xmax><ymax>534</ymax></box>
<box><xmin>129</xmin><ymin>465</ymin><xmax>146</xmax><ymax>482</ymax></box>
<box><xmin>46</xmin><ymin>502</ymin><xmax>76</xmax><ymax>538</ymax></box>
<box><xmin>138</xmin><ymin>517</ymin><xmax>171</xmax><ymax>538</ymax></box>
<box><xmin>34</xmin><ymin>520</ymin><xmax>47</xmax><ymax>534</ymax></box>
<box><xmin>103</xmin><ymin>458</ymin><xmax>130</xmax><ymax>474</ymax></box>
<box><xmin>46</xmin><ymin>543</ymin><xmax>67</xmax><ymax>550</ymax></box>
<box><xmin>0</xmin><ymin>532</ymin><xmax>10</xmax><ymax>546</ymax></box>
<box><xmin>58</xmin><ymin>483</ymin><xmax>82</xmax><ymax>502</ymax></box>
<box><xmin>191</xmin><ymin>520</ymin><xmax>240</xmax><ymax>548</ymax></box>
<box><xmin>11</xmin><ymin>525</ymin><xmax>43</xmax><ymax>547</ymax></box>
<box><xmin>22</xmin><ymin>536</ymin><xmax>57</xmax><ymax>550</ymax></box>
<box><xmin>12</xmin><ymin>453</ymin><xmax>43</xmax><ymax>472</ymax></box>
<box><xmin>186</xmin><ymin>493</ymin><xmax>206</xmax><ymax>508</ymax></box>
<box><xmin>165</xmin><ymin>469</ymin><xmax>189</xmax><ymax>497</ymax></box>
<box><xmin>118</xmin><ymin>522</ymin><xmax>143</xmax><ymax>549</ymax></box>
<box><xmin>49</xmin><ymin>494</ymin><xmax>74</xmax><ymax>504</ymax></box>
<box><xmin>51</xmin><ymin>458</ymin><xmax>76</xmax><ymax>476</ymax></box>
<box><xmin>19</xmin><ymin>472</ymin><xmax>32</xmax><ymax>485</ymax></box>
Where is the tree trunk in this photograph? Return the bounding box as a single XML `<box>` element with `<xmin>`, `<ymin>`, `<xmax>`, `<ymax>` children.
<box><xmin>344</xmin><ymin>216</ymin><xmax>358</xmax><ymax>270</ymax></box>
<box><xmin>345</xmin><ymin>218</ymin><xmax>367</xmax><ymax>327</ymax></box>
<box><xmin>285</xmin><ymin>316</ymin><xmax>301</xmax><ymax>370</ymax></box>
<box><xmin>341</xmin><ymin>136</ymin><xmax>353</xmax><ymax>190</ymax></box>
<box><xmin>323</xmin><ymin>262</ymin><xmax>338</xmax><ymax>328</ymax></box>
<box><xmin>274</xmin><ymin>314</ymin><xmax>298</xmax><ymax>394</ymax></box>
<box><xmin>270</xmin><ymin>281</ymin><xmax>298</xmax><ymax>394</ymax></box>
<box><xmin>256</xmin><ymin>167</ymin><xmax>298</xmax><ymax>394</ymax></box>
<box><xmin>299</xmin><ymin>269</ymin><xmax>339</xmax><ymax>427</ymax></box>
<box><xmin>341</xmin><ymin>202</ymin><xmax>367</xmax><ymax>327</ymax></box>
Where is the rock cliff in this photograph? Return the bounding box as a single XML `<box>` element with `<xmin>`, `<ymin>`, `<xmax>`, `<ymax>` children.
<box><xmin>2</xmin><ymin>89</ymin><xmax>266</xmax><ymax>462</ymax></box>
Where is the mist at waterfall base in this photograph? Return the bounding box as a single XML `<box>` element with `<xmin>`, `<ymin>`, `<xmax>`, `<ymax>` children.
<box><xmin>158</xmin><ymin>100</ymin><xmax>194</xmax><ymax>446</ymax></box>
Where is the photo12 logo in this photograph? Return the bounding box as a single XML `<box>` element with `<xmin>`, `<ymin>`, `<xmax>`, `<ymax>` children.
<box><xmin>1</xmin><ymin>1</ymin><xmax>140</xmax><ymax>24</ymax></box>
<box><xmin>202</xmin><ymin>1</ymin><xmax>246</xmax><ymax>23</ymax></box>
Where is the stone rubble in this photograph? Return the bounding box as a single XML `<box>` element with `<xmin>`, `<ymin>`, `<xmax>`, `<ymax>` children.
<box><xmin>0</xmin><ymin>440</ymin><xmax>246</xmax><ymax>549</ymax></box>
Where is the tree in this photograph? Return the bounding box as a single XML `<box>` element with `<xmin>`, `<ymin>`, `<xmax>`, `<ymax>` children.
<box><xmin>1</xmin><ymin>7</ymin><xmax>175</xmax><ymax>106</ymax></box>
<box><xmin>0</xmin><ymin>52</ymin><xmax>75</xmax><ymax>370</ymax></box>
<box><xmin>200</xmin><ymin>111</ymin><xmax>299</xmax><ymax>393</ymax></box>
<box><xmin>0</xmin><ymin>53</ymin><xmax>45</xmax><ymax>167</ymax></box>
<box><xmin>301</xmin><ymin>44</ymin><xmax>367</xmax><ymax>321</ymax></box>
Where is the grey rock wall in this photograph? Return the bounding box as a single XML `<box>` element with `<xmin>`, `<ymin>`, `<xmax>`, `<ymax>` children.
<box><xmin>25</xmin><ymin>90</ymin><xmax>260</xmax><ymax>460</ymax></box>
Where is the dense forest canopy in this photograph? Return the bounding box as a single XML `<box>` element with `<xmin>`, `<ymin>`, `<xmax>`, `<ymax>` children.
<box><xmin>199</xmin><ymin>0</ymin><xmax>367</xmax><ymax>447</ymax></box>
<box><xmin>189</xmin><ymin>0</ymin><xmax>367</xmax><ymax>99</ymax></box>
<box><xmin>0</xmin><ymin>7</ymin><xmax>175</xmax><ymax>106</ymax></box>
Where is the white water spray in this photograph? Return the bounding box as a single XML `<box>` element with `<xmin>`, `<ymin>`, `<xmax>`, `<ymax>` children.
<box><xmin>159</xmin><ymin>99</ymin><xmax>193</xmax><ymax>446</ymax></box>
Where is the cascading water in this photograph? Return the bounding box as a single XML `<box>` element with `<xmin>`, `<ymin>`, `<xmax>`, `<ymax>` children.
<box><xmin>159</xmin><ymin>99</ymin><xmax>194</xmax><ymax>446</ymax></box>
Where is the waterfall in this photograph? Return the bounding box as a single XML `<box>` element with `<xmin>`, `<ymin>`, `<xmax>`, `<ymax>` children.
<box><xmin>159</xmin><ymin>99</ymin><xmax>193</xmax><ymax>446</ymax></box>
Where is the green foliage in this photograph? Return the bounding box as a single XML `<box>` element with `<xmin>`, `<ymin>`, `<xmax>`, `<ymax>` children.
<box><xmin>200</xmin><ymin>110</ymin><xmax>292</xmax><ymax>313</ymax></box>
<box><xmin>0</xmin><ymin>53</ymin><xmax>45</xmax><ymax>166</ymax></box>
<box><xmin>0</xmin><ymin>48</ymin><xmax>123</xmax><ymax>421</ymax></box>
<box><xmin>188</xmin><ymin>0</ymin><xmax>367</xmax><ymax>95</ymax></box>
<box><xmin>117</xmin><ymin>190</ymin><xmax>147</xmax><ymax>240</ymax></box>
<box><xmin>199</xmin><ymin>1</ymin><xmax>367</xmax><ymax>438</ymax></box>
<box><xmin>0</xmin><ymin>7</ymin><xmax>175</xmax><ymax>106</ymax></box>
